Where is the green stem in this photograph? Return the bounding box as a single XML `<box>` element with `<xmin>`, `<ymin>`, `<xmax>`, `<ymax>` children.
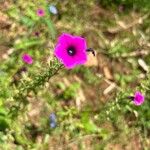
<box><xmin>9</xmin><ymin>59</ymin><xmax>63</xmax><ymax>117</ymax></box>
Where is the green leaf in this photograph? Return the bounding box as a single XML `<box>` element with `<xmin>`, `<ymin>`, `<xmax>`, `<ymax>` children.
<box><xmin>20</xmin><ymin>16</ymin><xmax>34</xmax><ymax>27</ymax></box>
<box><xmin>7</xmin><ymin>6</ymin><xmax>20</xmax><ymax>20</ymax></box>
<box><xmin>43</xmin><ymin>18</ymin><xmax>56</xmax><ymax>40</ymax></box>
<box><xmin>26</xmin><ymin>7</ymin><xmax>39</xmax><ymax>21</ymax></box>
<box><xmin>0</xmin><ymin>116</ymin><xmax>10</xmax><ymax>131</ymax></box>
<box><xmin>13</xmin><ymin>133</ymin><xmax>30</xmax><ymax>146</ymax></box>
<box><xmin>84</xmin><ymin>120</ymin><xmax>98</xmax><ymax>133</ymax></box>
<box><xmin>81</xmin><ymin>111</ymin><xmax>98</xmax><ymax>133</ymax></box>
<box><xmin>0</xmin><ymin>107</ymin><xmax>7</xmax><ymax>116</ymax></box>
<box><xmin>14</xmin><ymin>38</ymin><xmax>45</xmax><ymax>49</ymax></box>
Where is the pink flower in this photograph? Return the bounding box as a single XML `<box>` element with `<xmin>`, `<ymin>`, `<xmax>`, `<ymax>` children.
<box><xmin>37</xmin><ymin>8</ymin><xmax>45</xmax><ymax>17</ymax></box>
<box><xmin>22</xmin><ymin>54</ymin><xmax>33</xmax><ymax>64</ymax></box>
<box><xmin>54</xmin><ymin>33</ymin><xmax>87</xmax><ymax>69</ymax></box>
<box><xmin>133</xmin><ymin>91</ymin><xmax>145</xmax><ymax>106</ymax></box>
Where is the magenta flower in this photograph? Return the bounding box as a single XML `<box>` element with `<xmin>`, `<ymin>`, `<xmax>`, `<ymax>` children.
<box><xmin>133</xmin><ymin>91</ymin><xmax>145</xmax><ymax>106</ymax></box>
<box><xmin>54</xmin><ymin>33</ymin><xmax>87</xmax><ymax>69</ymax></box>
<box><xmin>37</xmin><ymin>8</ymin><xmax>45</xmax><ymax>17</ymax></box>
<box><xmin>22</xmin><ymin>54</ymin><xmax>33</xmax><ymax>64</ymax></box>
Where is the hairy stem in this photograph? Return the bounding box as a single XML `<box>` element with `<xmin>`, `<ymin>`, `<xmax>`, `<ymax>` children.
<box><xmin>9</xmin><ymin>59</ymin><xmax>63</xmax><ymax>117</ymax></box>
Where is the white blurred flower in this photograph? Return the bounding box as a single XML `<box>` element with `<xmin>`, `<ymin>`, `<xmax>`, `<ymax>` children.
<box><xmin>49</xmin><ymin>5</ymin><xmax>58</xmax><ymax>15</ymax></box>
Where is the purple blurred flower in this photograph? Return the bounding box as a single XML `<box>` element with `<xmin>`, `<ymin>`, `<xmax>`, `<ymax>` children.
<box><xmin>35</xmin><ymin>31</ymin><xmax>40</xmax><ymax>37</ymax></box>
<box><xmin>49</xmin><ymin>113</ymin><xmax>57</xmax><ymax>128</ymax></box>
<box><xmin>54</xmin><ymin>33</ymin><xmax>87</xmax><ymax>69</ymax></box>
<box><xmin>19</xmin><ymin>67</ymin><xmax>27</xmax><ymax>73</ymax></box>
<box><xmin>22</xmin><ymin>54</ymin><xmax>33</xmax><ymax>64</ymax></box>
<box><xmin>49</xmin><ymin>5</ymin><xmax>58</xmax><ymax>15</ymax></box>
<box><xmin>37</xmin><ymin>8</ymin><xmax>45</xmax><ymax>17</ymax></box>
<box><xmin>133</xmin><ymin>91</ymin><xmax>145</xmax><ymax>106</ymax></box>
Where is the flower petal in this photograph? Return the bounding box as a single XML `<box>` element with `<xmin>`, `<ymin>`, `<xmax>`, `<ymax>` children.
<box><xmin>54</xmin><ymin>33</ymin><xmax>88</xmax><ymax>69</ymax></box>
<box><xmin>58</xmin><ymin>33</ymin><xmax>74</xmax><ymax>46</ymax></box>
<box><xmin>22</xmin><ymin>54</ymin><xmax>33</xmax><ymax>64</ymax></box>
<box><xmin>133</xmin><ymin>91</ymin><xmax>144</xmax><ymax>106</ymax></box>
<box><xmin>73</xmin><ymin>36</ymin><xmax>87</xmax><ymax>52</ymax></box>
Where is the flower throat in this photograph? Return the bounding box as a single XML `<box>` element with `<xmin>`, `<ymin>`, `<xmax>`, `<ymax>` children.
<box><xmin>67</xmin><ymin>46</ymin><xmax>76</xmax><ymax>56</ymax></box>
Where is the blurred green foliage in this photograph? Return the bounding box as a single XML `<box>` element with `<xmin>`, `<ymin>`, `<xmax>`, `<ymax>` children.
<box><xmin>98</xmin><ymin>0</ymin><xmax>150</xmax><ymax>11</ymax></box>
<box><xmin>0</xmin><ymin>0</ymin><xmax>150</xmax><ymax>149</ymax></box>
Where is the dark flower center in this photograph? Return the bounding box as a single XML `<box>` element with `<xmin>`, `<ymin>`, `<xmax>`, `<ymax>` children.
<box><xmin>39</xmin><ymin>10</ymin><xmax>43</xmax><ymax>14</ymax></box>
<box><xmin>67</xmin><ymin>46</ymin><xmax>76</xmax><ymax>56</ymax></box>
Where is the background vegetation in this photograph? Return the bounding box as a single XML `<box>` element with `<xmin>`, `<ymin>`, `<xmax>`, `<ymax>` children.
<box><xmin>0</xmin><ymin>0</ymin><xmax>150</xmax><ymax>149</ymax></box>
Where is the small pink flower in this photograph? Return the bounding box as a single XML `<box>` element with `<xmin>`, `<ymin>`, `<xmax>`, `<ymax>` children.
<box><xmin>37</xmin><ymin>8</ymin><xmax>45</xmax><ymax>17</ymax></box>
<box><xmin>22</xmin><ymin>54</ymin><xmax>33</xmax><ymax>64</ymax></box>
<box><xmin>54</xmin><ymin>33</ymin><xmax>87</xmax><ymax>69</ymax></box>
<box><xmin>133</xmin><ymin>91</ymin><xmax>145</xmax><ymax>106</ymax></box>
